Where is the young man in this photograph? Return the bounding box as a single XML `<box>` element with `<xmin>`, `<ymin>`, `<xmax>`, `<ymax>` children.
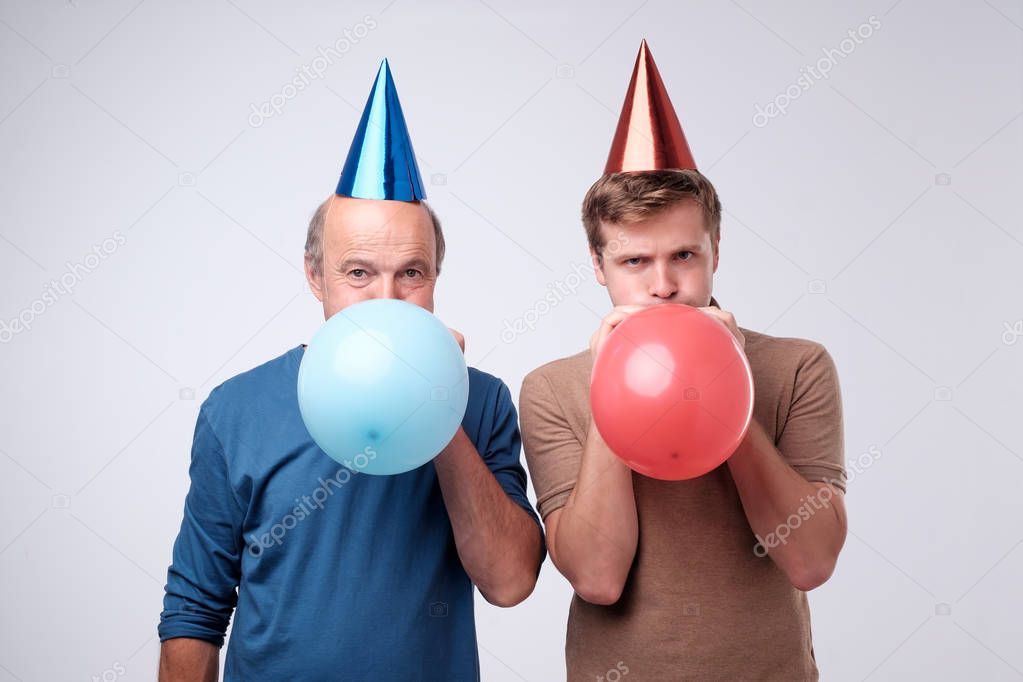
<box><xmin>519</xmin><ymin>41</ymin><xmax>848</xmax><ymax>680</ymax></box>
<box><xmin>158</xmin><ymin>60</ymin><xmax>544</xmax><ymax>681</ymax></box>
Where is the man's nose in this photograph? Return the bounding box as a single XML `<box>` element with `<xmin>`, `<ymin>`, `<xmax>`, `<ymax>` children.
<box><xmin>377</xmin><ymin>276</ymin><xmax>400</xmax><ymax>300</ymax></box>
<box><xmin>649</xmin><ymin>265</ymin><xmax>677</xmax><ymax>299</ymax></box>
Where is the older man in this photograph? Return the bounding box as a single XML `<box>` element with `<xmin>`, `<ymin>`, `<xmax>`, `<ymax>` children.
<box><xmin>519</xmin><ymin>42</ymin><xmax>848</xmax><ymax>680</ymax></box>
<box><xmin>158</xmin><ymin>60</ymin><xmax>544</xmax><ymax>681</ymax></box>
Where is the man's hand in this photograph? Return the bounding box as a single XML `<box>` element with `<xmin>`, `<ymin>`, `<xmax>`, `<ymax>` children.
<box><xmin>448</xmin><ymin>327</ymin><xmax>465</xmax><ymax>353</ymax></box>
<box><xmin>697</xmin><ymin>306</ymin><xmax>745</xmax><ymax>351</ymax></box>
<box><xmin>589</xmin><ymin>305</ymin><xmax>646</xmax><ymax>364</ymax></box>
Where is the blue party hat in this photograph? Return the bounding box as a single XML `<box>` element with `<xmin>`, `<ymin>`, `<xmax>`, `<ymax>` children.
<box><xmin>336</xmin><ymin>59</ymin><xmax>426</xmax><ymax>201</ymax></box>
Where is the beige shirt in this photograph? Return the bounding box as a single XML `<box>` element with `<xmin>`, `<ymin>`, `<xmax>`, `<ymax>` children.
<box><xmin>519</xmin><ymin>300</ymin><xmax>846</xmax><ymax>680</ymax></box>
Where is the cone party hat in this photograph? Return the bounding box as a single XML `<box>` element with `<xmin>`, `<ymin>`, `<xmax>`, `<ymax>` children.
<box><xmin>604</xmin><ymin>40</ymin><xmax>697</xmax><ymax>174</ymax></box>
<box><xmin>336</xmin><ymin>59</ymin><xmax>426</xmax><ymax>201</ymax></box>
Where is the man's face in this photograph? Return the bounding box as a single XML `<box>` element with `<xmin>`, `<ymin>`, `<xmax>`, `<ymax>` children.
<box><xmin>305</xmin><ymin>195</ymin><xmax>438</xmax><ymax>320</ymax></box>
<box><xmin>592</xmin><ymin>199</ymin><xmax>718</xmax><ymax>307</ymax></box>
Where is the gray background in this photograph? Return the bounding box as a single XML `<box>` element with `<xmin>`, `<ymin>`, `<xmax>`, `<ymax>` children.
<box><xmin>1</xmin><ymin>0</ymin><xmax>1021</xmax><ymax>680</ymax></box>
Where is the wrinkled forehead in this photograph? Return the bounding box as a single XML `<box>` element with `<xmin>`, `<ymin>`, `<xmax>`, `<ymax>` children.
<box><xmin>323</xmin><ymin>196</ymin><xmax>435</xmax><ymax>260</ymax></box>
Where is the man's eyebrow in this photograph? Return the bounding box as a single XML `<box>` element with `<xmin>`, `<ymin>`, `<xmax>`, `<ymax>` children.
<box><xmin>398</xmin><ymin>256</ymin><xmax>431</xmax><ymax>270</ymax></box>
<box><xmin>669</xmin><ymin>243</ymin><xmax>704</xmax><ymax>252</ymax></box>
<box><xmin>614</xmin><ymin>244</ymin><xmax>703</xmax><ymax>259</ymax></box>
<box><xmin>335</xmin><ymin>256</ymin><xmax>434</xmax><ymax>272</ymax></box>
<box><xmin>336</xmin><ymin>257</ymin><xmax>374</xmax><ymax>271</ymax></box>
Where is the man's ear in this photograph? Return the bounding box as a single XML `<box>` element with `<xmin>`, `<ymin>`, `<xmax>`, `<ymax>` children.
<box><xmin>590</xmin><ymin>248</ymin><xmax>607</xmax><ymax>286</ymax></box>
<box><xmin>304</xmin><ymin>255</ymin><xmax>324</xmax><ymax>302</ymax></box>
<box><xmin>712</xmin><ymin>234</ymin><xmax>720</xmax><ymax>273</ymax></box>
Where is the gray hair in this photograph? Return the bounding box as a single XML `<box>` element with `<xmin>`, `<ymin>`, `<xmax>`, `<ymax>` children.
<box><xmin>304</xmin><ymin>197</ymin><xmax>446</xmax><ymax>278</ymax></box>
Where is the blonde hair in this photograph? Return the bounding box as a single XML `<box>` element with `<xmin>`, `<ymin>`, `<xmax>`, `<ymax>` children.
<box><xmin>582</xmin><ymin>169</ymin><xmax>721</xmax><ymax>259</ymax></box>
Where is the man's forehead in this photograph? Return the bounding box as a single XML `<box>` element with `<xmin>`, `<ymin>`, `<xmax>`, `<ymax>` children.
<box><xmin>337</xmin><ymin>249</ymin><xmax>431</xmax><ymax>268</ymax></box>
<box><xmin>602</xmin><ymin>220</ymin><xmax>707</xmax><ymax>242</ymax></box>
<box><xmin>327</xmin><ymin>231</ymin><xmax>435</xmax><ymax>264</ymax></box>
<box><xmin>329</xmin><ymin>195</ymin><xmax>422</xmax><ymax>218</ymax></box>
<box><xmin>321</xmin><ymin>201</ymin><xmax>434</xmax><ymax>267</ymax></box>
<box><xmin>325</xmin><ymin>199</ymin><xmax>431</xmax><ymax>239</ymax></box>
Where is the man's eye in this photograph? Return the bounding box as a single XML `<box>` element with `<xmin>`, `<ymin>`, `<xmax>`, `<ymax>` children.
<box><xmin>625</xmin><ymin>258</ymin><xmax>642</xmax><ymax>266</ymax></box>
<box><xmin>404</xmin><ymin>269</ymin><xmax>422</xmax><ymax>278</ymax></box>
<box><xmin>676</xmin><ymin>251</ymin><xmax>693</xmax><ymax>261</ymax></box>
<box><xmin>349</xmin><ymin>269</ymin><xmax>366</xmax><ymax>278</ymax></box>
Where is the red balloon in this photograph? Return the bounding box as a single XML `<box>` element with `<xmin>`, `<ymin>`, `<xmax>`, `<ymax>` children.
<box><xmin>590</xmin><ymin>304</ymin><xmax>754</xmax><ymax>481</ymax></box>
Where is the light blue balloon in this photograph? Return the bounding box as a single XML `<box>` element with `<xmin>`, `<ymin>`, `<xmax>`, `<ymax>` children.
<box><xmin>297</xmin><ymin>299</ymin><xmax>469</xmax><ymax>475</ymax></box>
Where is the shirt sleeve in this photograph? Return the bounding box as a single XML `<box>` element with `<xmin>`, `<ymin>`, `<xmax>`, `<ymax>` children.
<box><xmin>158</xmin><ymin>405</ymin><xmax>244</xmax><ymax>647</ymax></box>
<box><xmin>776</xmin><ymin>343</ymin><xmax>848</xmax><ymax>493</ymax></box>
<box><xmin>481</xmin><ymin>381</ymin><xmax>546</xmax><ymax>558</ymax></box>
<box><xmin>518</xmin><ymin>369</ymin><xmax>583</xmax><ymax>520</ymax></box>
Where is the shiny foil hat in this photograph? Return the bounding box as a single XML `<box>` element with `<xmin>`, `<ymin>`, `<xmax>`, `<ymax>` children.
<box><xmin>604</xmin><ymin>40</ymin><xmax>697</xmax><ymax>173</ymax></box>
<box><xmin>336</xmin><ymin>59</ymin><xmax>426</xmax><ymax>201</ymax></box>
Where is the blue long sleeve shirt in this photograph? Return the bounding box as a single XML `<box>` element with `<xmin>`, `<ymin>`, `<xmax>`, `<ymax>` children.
<box><xmin>159</xmin><ymin>344</ymin><xmax>542</xmax><ymax>680</ymax></box>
